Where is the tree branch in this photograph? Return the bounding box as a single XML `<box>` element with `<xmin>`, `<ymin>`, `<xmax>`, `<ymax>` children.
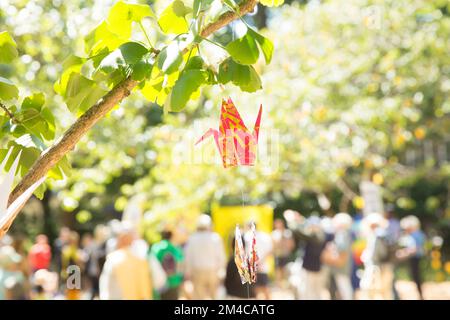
<box><xmin>0</xmin><ymin>102</ymin><xmax>18</xmax><ymax>123</ymax></box>
<box><xmin>1</xmin><ymin>0</ymin><xmax>259</xmax><ymax>237</ymax></box>
<box><xmin>200</xmin><ymin>0</ymin><xmax>258</xmax><ymax>37</ymax></box>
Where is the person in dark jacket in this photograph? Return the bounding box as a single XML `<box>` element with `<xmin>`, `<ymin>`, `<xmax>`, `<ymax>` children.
<box><xmin>284</xmin><ymin>210</ymin><xmax>327</xmax><ymax>299</ymax></box>
<box><xmin>224</xmin><ymin>236</ymin><xmax>255</xmax><ymax>299</ymax></box>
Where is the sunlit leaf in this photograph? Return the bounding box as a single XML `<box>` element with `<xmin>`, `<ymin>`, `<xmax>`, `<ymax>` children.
<box><xmin>248</xmin><ymin>28</ymin><xmax>274</xmax><ymax>64</ymax></box>
<box><xmin>157</xmin><ymin>42</ymin><xmax>183</xmax><ymax>74</ymax></box>
<box><xmin>259</xmin><ymin>0</ymin><xmax>284</xmax><ymax>7</ymax></box>
<box><xmin>218</xmin><ymin>58</ymin><xmax>262</xmax><ymax>92</ymax></box>
<box><xmin>106</xmin><ymin>1</ymin><xmax>154</xmax><ymax>38</ymax></box>
<box><xmin>63</xmin><ymin>73</ymin><xmax>107</xmax><ymax>113</ymax></box>
<box><xmin>158</xmin><ymin>0</ymin><xmax>189</xmax><ymax>34</ymax></box>
<box><xmin>226</xmin><ymin>32</ymin><xmax>259</xmax><ymax>65</ymax></box>
<box><xmin>170</xmin><ymin>69</ymin><xmax>208</xmax><ymax>111</ymax></box>
<box><xmin>0</xmin><ymin>77</ymin><xmax>18</xmax><ymax>100</ymax></box>
<box><xmin>0</xmin><ymin>31</ymin><xmax>18</xmax><ymax>64</ymax></box>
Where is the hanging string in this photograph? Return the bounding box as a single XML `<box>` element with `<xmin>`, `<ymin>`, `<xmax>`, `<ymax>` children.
<box><xmin>247</xmin><ymin>282</ymin><xmax>250</xmax><ymax>299</ymax></box>
<box><xmin>240</xmin><ymin>184</ymin><xmax>252</xmax><ymax>299</ymax></box>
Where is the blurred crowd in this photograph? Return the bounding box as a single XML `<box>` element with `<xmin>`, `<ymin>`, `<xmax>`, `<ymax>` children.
<box><xmin>0</xmin><ymin>206</ymin><xmax>435</xmax><ymax>300</ymax></box>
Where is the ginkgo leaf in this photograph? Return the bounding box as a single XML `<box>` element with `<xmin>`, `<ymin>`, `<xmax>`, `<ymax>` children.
<box><xmin>0</xmin><ymin>31</ymin><xmax>18</xmax><ymax>64</ymax></box>
<box><xmin>106</xmin><ymin>1</ymin><xmax>155</xmax><ymax>38</ymax></box>
<box><xmin>158</xmin><ymin>0</ymin><xmax>189</xmax><ymax>34</ymax></box>
<box><xmin>259</xmin><ymin>0</ymin><xmax>284</xmax><ymax>7</ymax></box>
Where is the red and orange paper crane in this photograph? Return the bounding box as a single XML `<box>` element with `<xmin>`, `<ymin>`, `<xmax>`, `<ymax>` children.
<box><xmin>195</xmin><ymin>98</ymin><xmax>262</xmax><ymax>168</ymax></box>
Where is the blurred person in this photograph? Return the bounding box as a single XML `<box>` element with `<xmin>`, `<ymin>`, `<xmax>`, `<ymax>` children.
<box><xmin>397</xmin><ymin>215</ymin><xmax>426</xmax><ymax>299</ymax></box>
<box><xmin>31</xmin><ymin>285</ymin><xmax>47</xmax><ymax>300</ymax></box>
<box><xmin>31</xmin><ymin>269</ymin><xmax>58</xmax><ymax>300</ymax></box>
<box><xmin>99</xmin><ymin>222</ymin><xmax>152</xmax><ymax>300</ymax></box>
<box><xmin>384</xmin><ymin>205</ymin><xmax>401</xmax><ymax>246</ymax></box>
<box><xmin>106</xmin><ymin>219</ymin><xmax>122</xmax><ymax>255</ymax></box>
<box><xmin>28</xmin><ymin>234</ymin><xmax>52</xmax><ymax>273</ymax></box>
<box><xmin>359</xmin><ymin>213</ymin><xmax>391</xmax><ymax>299</ymax></box>
<box><xmin>350</xmin><ymin>212</ymin><xmax>364</xmax><ymax>292</ymax></box>
<box><xmin>272</xmin><ymin>218</ymin><xmax>295</xmax><ymax>287</ymax></box>
<box><xmin>12</xmin><ymin>235</ymin><xmax>30</xmax><ymax>278</ymax></box>
<box><xmin>224</xmin><ymin>236</ymin><xmax>256</xmax><ymax>299</ymax></box>
<box><xmin>61</xmin><ymin>231</ymin><xmax>84</xmax><ymax>300</ymax></box>
<box><xmin>384</xmin><ymin>204</ymin><xmax>401</xmax><ymax>300</ymax></box>
<box><xmin>4</xmin><ymin>276</ymin><xmax>27</xmax><ymax>300</ymax></box>
<box><xmin>53</xmin><ymin>227</ymin><xmax>71</xmax><ymax>275</ymax></box>
<box><xmin>321</xmin><ymin>213</ymin><xmax>354</xmax><ymax>300</ymax></box>
<box><xmin>184</xmin><ymin>214</ymin><xmax>226</xmax><ymax>300</ymax></box>
<box><xmin>319</xmin><ymin>217</ymin><xmax>338</xmax><ymax>300</ymax></box>
<box><xmin>284</xmin><ymin>210</ymin><xmax>327</xmax><ymax>300</ymax></box>
<box><xmin>245</xmin><ymin>221</ymin><xmax>273</xmax><ymax>300</ymax></box>
<box><xmin>0</xmin><ymin>245</ymin><xmax>27</xmax><ymax>300</ymax></box>
<box><xmin>150</xmin><ymin>228</ymin><xmax>184</xmax><ymax>300</ymax></box>
<box><xmin>85</xmin><ymin>225</ymin><xmax>109</xmax><ymax>299</ymax></box>
<box><xmin>148</xmin><ymin>252</ymin><xmax>167</xmax><ymax>299</ymax></box>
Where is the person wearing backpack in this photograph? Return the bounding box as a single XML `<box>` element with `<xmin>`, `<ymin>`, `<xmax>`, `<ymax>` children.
<box><xmin>150</xmin><ymin>228</ymin><xmax>184</xmax><ymax>300</ymax></box>
<box><xmin>360</xmin><ymin>213</ymin><xmax>391</xmax><ymax>299</ymax></box>
<box><xmin>321</xmin><ymin>213</ymin><xmax>354</xmax><ymax>300</ymax></box>
<box><xmin>397</xmin><ymin>216</ymin><xmax>426</xmax><ymax>299</ymax></box>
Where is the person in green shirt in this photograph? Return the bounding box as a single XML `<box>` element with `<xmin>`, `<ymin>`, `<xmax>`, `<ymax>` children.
<box><xmin>150</xmin><ymin>229</ymin><xmax>184</xmax><ymax>300</ymax></box>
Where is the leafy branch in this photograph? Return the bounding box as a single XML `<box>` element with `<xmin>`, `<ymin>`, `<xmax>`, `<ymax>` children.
<box><xmin>1</xmin><ymin>0</ymin><xmax>260</xmax><ymax>237</ymax></box>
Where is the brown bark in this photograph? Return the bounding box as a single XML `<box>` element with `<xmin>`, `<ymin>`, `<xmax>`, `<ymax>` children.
<box><xmin>1</xmin><ymin>0</ymin><xmax>258</xmax><ymax>237</ymax></box>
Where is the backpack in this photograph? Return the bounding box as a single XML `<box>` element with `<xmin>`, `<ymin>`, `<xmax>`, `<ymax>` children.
<box><xmin>374</xmin><ymin>235</ymin><xmax>396</xmax><ymax>264</ymax></box>
<box><xmin>160</xmin><ymin>253</ymin><xmax>177</xmax><ymax>276</ymax></box>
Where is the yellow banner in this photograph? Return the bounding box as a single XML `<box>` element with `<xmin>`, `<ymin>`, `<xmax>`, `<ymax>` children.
<box><xmin>211</xmin><ymin>204</ymin><xmax>274</xmax><ymax>256</ymax></box>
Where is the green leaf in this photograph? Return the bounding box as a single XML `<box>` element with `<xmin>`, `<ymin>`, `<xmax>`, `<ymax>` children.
<box><xmin>0</xmin><ymin>76</ymin><xmax>19</xmax><ymax>100</ymax></box>
<box><xmin>158</xmin><ymin>0</ymin><xmax>189</xmax><ymax>34</ymax></box>
<box><xmin>17</xmin><ymin>93</ymin><xmax>55</xmax><ymax>141</ymax></box>
<box><xmin>54</xmin><ymin>55</ymin><xmax>85</xmax><ymax>96</ymax></box>
<box><xmin>141</xmin><ymin>76</ymin><xmax>167</xmax><ymax>105</ymax></box>
<box><xmin>259</xmin><ymin>0</ymin><xmax>284</xmax><ymax>7</ymax></box>
<box><xmin>98</xmin><ymin>42</ymin><xmax>148</xmax><ymax>75</ymax></box>
<box><xmin>106</xmin><ymin>1</ymin><xmax>155</xmax><ymax>38</ymax></box>
<box><xmin>131</xmin><ymin>53</ymin><xmax>154</xmax><ymax>81</ymax></box>
<box><xmin>118</xmin><ymin>42</ymin><xmax>149</xmax><ymax>64</ymax></box>
<box><xmin>185</xmin><ymin>56</ymin><xmax>204</xmax><ymax>70</ymax></box>
<box><xmin>48</xmin><ymin>155</ymin><xmax>71</xmax><ymax>180</ymax></box>
<box><xmin>0</xmin><ymin>31</ymin><xmax>18</xmax><ymax>64</ymax></box>
<box><xmin>0</xmin><ymin>140</ymin><xmax>43</xmax><ymax>197</ymax></box>
<box><xmin>0</xmin><ymin>140</ymin><xmax>71</xmax><ymax>197</ymax></box>
<box><xmin>85</xmin><ymin>21</ymin><xmax>127</xmax><ymax>55</ymax></box>
<box><xmin>226</xmin><ymin>32</ymin><xmax>260</xmax><ymax>65</ymax></box>
<box><xmin>64</xmin><ymin>73</ymin><xmax>107</xmax><ymax>113</ymax></box>
<box><xmin>248</xmin><ymin>28</ymin><xmax>274</xmax><ymax>64</ymax></box>
<box><xmin>193</xmin><ymin>0</ymin><xmax>214</xmax><ymax>18</ymax></box>
<box><xmin>21</xmin><ymin>92</ymin><xmax>45</xmax><ymax>111</ymax></box>
<box><xmin>218</xmin><ymin>58</ymin><xmax>262</xmax><ymax>92</ymax></box>
<box><xmin>170</xmin><ymin>70</ymin><xmax>208</xmax><ymax>111</ymax></box>
<box><xmin>157</xmin><ymin>42</ymin><xmax>183</xmax><ymax>74</ymax></box>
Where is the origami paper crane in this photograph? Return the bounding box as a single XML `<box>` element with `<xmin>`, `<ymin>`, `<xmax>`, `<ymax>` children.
<box><xmin>0</xmin><ymin>148</ymin><xmax>46</xmax><ymax>231</ymax></box>
<box><xmin>195</xmin><ymin>98</ymin><xmax>262</xmax><ymax>168</ymax></box>
<box><xmin>234</xmin><ymin>223</ymin><xmax>259</xmax><ymax>285</ymax></box>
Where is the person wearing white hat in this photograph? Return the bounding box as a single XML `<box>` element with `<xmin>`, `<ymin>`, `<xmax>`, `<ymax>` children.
<box><xmin>397</xmin><ymin>215</ymin><xmax>426</xmax><ymax>299</ymax></box>
<box><xmin>183</xmin><ymin>214</ymin><xmax>226</xmax><ymax>299</ymax></box>
<box><xmin>322</xmin><ymin>213</ymin><xmax>354</xmax><ymax>300</ymax></box>
<box><xmin>359</xmin><ymin>212</ymin><xmax>392</xmax><ymax>299</ymax></box>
